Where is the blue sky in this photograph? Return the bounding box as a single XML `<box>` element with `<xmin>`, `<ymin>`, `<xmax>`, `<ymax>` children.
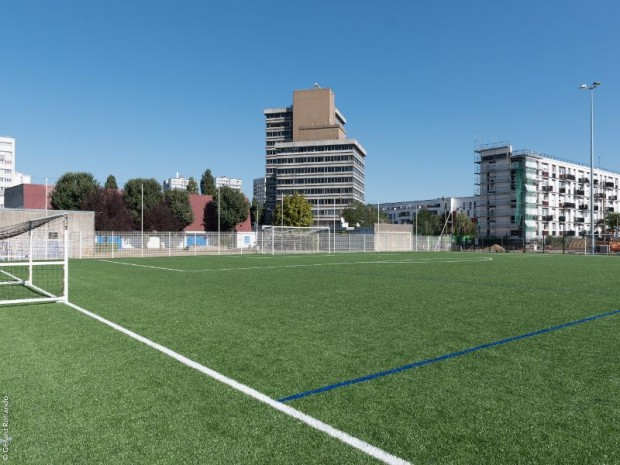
<box><xmin>1</xmin><ymin>0</ymin><xmax>619</xmax><ymax>202</ymax></box>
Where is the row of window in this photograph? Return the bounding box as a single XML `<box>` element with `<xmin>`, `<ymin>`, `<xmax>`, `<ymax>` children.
<box><xmin>267</xmin><ymin>155</ymin><xmax>357</xmax><ymax>164</ymax></box>
<box><xmin>278</xmin><ymin>176</ymin><xmax>354</xmax><ymax>185</ymax></box>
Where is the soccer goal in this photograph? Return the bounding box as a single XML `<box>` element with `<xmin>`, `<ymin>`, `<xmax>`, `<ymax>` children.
<box><xmin>260</xmin><ymin>226</ymin><xmax>331</xmax><ymax>255</ymax></box>
<box><xmin>0</xmin><ymin>214</ymin><xmax>69</xmax><ymax>305</ymax></box>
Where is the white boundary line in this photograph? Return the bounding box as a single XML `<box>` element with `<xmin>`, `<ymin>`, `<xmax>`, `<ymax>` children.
<box><xmin>100</xmin><ymin>257</ymin><xmax>493</xmax><ymax>273</ymax></box>
<box><xmin>64</xmin><ymin>301</ymin><xmax>411</xmax><ymax>465</ymax></box>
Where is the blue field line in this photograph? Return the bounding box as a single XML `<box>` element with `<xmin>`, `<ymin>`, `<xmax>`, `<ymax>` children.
<box><xmin>277</xmin><ymin>308</ymin><xmax>620</xmax><ymax>403</ymax></box>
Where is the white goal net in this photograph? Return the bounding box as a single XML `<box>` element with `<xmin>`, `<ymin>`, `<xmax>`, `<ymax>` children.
<box><xmin>260</xmin><ymin>226</ymin><xmax>331</xmax><ymax>254</ymax></box>
<box><xmin>0</xmin><ymin>214</ymin><xmax>69</xmax><ymax>305</ymax></box>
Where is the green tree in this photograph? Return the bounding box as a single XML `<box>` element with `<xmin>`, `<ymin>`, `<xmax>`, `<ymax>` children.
<box><xmin>342</xmin><ymin>201</ymin><xmax>388</xmax><ymax>228</ymax></box>
<box><xmin>200</xmin><ymin>169</ymin><xmax>216</xmax><ymax>195</ymax></box>
<box><xmin>104</xmin><ymin>175</ymin><xmax>118</xmax><ymax>190</ymax></box>
<box><xmin>204</xmin><ymin>186</ymin><xmax>248</xmax><ymax>231</ymax></box>
<box><xmin>186</xmin><ymin>177</ymin><xmax>199</xmax><ymax>194</ymax></box>
<box><xmin>274</xmin><ymin>193</ymin><xmax>313</xmax><ymax>227</ymax></box>
<box><xmin>50</xmin><ymin>172</ymin><xmax>99</xmax><ymax>210</ymax></box>
<box><xmin>416</xmin><ymin>209</ymin><xmax>442</xmax><ymax>235</ymax></box>
<box><xmin>122</xmin><ymin>178</ymin><xmax>164</xmax><ymax>223</ymax></box>
<box><xmin>605</xmin><ymin>212</ymin><xmax>620</xmax><ymax>234</ymax></box>
<box><xmin>452</xmin><ymin>212</ymin><xmax>477</xmax><ymax>237</ymax></box>
<box><xmin>165</xmin><ymin>189</ymin><xmax>194</xmax><ymax>230</ymax></box>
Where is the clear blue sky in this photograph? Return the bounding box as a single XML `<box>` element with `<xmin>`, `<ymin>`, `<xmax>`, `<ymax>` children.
<box><xmin>1</xmin><ymin>0</ymin><xmax>619</xmax><ymax>202</ymax></box>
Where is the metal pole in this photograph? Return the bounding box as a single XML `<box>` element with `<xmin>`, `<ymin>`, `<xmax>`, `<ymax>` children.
<box><xmin>217</xmin><ymin>186</ymin><xmax>220</xmax><ymax>255</ymax></box>
<box><xmin>581</xmin><ymin>81</ymin><xmax>600</xmax><ymax>255</ymax></box>
<box><xmin>415</xmin><ymin>205</ymin><xmax>418</xmax><ymax>252</ymax></box>
<box><xmin>141</xmin><ymin>183</ymin><xmax>144</xmax><ymax>257</ymax></box>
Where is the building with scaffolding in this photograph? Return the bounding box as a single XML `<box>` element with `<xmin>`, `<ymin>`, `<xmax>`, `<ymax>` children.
<box><xmin>475</xmin><ymin>144</ymin><xmax>620</xmax><ymax>241</ymax></box>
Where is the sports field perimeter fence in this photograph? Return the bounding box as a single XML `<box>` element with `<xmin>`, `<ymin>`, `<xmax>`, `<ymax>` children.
<box><xmin>66</xmin><ymin>231</ymin><xmax>454</xmax><ymax>259</ymax></box>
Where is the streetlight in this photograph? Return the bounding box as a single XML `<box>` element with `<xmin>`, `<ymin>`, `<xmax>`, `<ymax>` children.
<box><xmin>217</xmin><ymin>186</ymin><xmax>220</xmax><ymax>255</ymax></box>
<box><xmin>580</xmin><ymin>81</ymin><xmax>601</xmax><ymax>255</ymax></box>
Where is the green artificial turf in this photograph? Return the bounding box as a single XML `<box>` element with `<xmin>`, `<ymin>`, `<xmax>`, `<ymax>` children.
<box><xmin>2</xmin><ymin>252</ymin><xmax>619</xmax><ymax>463</ymax></box>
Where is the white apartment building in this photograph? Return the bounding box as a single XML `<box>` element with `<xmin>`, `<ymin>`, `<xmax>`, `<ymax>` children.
<box><xmin>476</xmin><ymin>144</ymin><xmax>620</xmax><ymax>240</ymax></box>
<box><xmin>216</xmin><ymin>176</ymin><xmax>242</xmax><ymax>190</ymax></box>
<box><xmin>381</xmin><ymin>197</ymin><xmax>478</xmax><ymax>224</ymax></box>
<box><xmin>0</xmin><ymin>136</ymin><xmax>31</xmax><ymax>208</ymax></box>
<box><xmin>163</xmin><ymin>172</ymin><xmax>190</xmax><ymax>191</ymax></box>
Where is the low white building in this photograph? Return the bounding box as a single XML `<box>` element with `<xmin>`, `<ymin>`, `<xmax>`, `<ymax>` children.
<box><xmin>380</xmin><ymin>196</ymin><xmax>478</xmax><ymax>225</ymax></box>
<box><xmin>216</xmin><ymin>176</ymin><xmax>242</xmax><ymax>190</ymax></box>
<box><xmin>163</xmin><ymin>172</ymin><xmax>190</xmax><ymax>191</ymax></box>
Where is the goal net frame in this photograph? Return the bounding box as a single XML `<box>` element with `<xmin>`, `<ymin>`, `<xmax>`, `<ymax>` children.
<box><xmin>0</xmin><ymin>214</ymin><xmax>69</xmax><ymax>305</ymax></box>
<box><xmin>261</xmin><ymin>226</ymin><xmax>331</xmax><ymax>255</ymax></box>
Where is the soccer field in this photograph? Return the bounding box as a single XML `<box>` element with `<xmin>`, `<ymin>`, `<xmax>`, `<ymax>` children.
<box><xmin>1</xmin><ymin>252</ymin><xmax>619</xmax><ymax>464</ymax></box>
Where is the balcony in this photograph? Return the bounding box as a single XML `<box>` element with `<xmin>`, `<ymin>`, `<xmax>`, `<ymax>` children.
<box><xmin>579</xmin><ymin>177</ymin><xmax>589</xmax><ymax>183</ymax></box>
<box><xmin>574</xmin><ymin>189</ymin><xmax>585</xmax><ymax>196</ymax></box>
<box><xmin>559</xmin><ymin>187</ymin><xmax>566</xmax><ymax>194</ymax></box>
<box><xmin>578</xmin><ymin>205</ymin><xmax>588</xmax><ymax>210</ymax></box>
<box><xmin>566</xmin><ymin>174</ymin><xmax>576</xmax><ymax>181</ymax></box>
<box><xmin>542</xmin><ymin>200</ymin><xmax>549</xmax><ymax>207</ymax></box>
<box><xmin>542</xmin><ymin>215</ymin><xmax>554</xmax><ymax>222</ymax></box>
<box><xmin>594</xmin><ymin>193</ymin><xmax>606</xmax><ymax>199</ymax></box>
<box><xmin>558</xmin><ymin>216</ymin><xmax>566</xmax><ymax>222</ymax></box>
<box><xmin>609</xmin><ymin>195</ymin><xmax>618</xmax><ymax>201</ymax></box>
<box><xmin>561</xmin><ymin>202</ymin><xmax>576</xmax><ymax>208</ymax></box>
<box><xmin>605</xmin><ymin>182</ymin><xmax>615</xmax><ymax>188</ymax></box>
<box><xmin>541</xmin><ymin>171</ymin><xmax>549</xmax><ymax>178</ymax></box>
<box><xmin>607</xmin><ymin>207</ymin><xmax>615</xmax><ymax>212</ymax></box>
<box><xmin>541</xmin><ymin>185</ymin><xmax>553</xmax><ymax>192</ymax></box>
<box><xmin>575</xmin><ymin>217</ymin><xmax>585</xmax><ymax>223</ymax></box>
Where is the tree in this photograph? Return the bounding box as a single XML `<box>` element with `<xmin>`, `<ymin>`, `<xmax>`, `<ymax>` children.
<box><xmin>143</xmin><ymin>200</ymin><xmax>179</xmax><ymax>232</ymax></box>
<box><xmin>342</xmin><ymin>201</ymin><xmax>388</xmax><ymax>228</ymax></box>
<box><xmin>187</xmin><ymin>177</ymin><xmax>199</xmax><ymax>194</ymax></box>
<box><xmin>83</xmin><ymin>187</ymin><xmax>135</xmax><ymax>231</ymax></box>
<box><xmin>203</xmin><ymin>186</ymin><xmax>248</xmax><ymax>232</ymax></box>
<box><xmin>104</xmin><ymin>175</ymin><xmax>118</xmax><ymax>190</ymax></box>
<box><xmin>452</xmin><ymin>212</ymin><xmax>477</xmax><ymax>237</ymax></box>
<box><xmin>605</xmin><ymin>212</ymin><xmax>620</xmax><ymax>234</ymax></box>
<box><xmin>164</xmin><ymin>189</ymin><xmax>194</xmax><ymax>230</ymax></box>
<box><xmin>416</xmin><ymin>209</ymin><xmax>442</xmax><ymax>235</ymax></box>
<box><xmin>274</xmin><ymin>193</ymin><xmax>313</xmax><ymax>227</ymax></box>
<box><xmin>50</xmin><ymin>172</ymin><xmax>99</xmax><ymax>211</ymax></box>
<box><xmin>122</xmin><ymin>178</ymin><xmax>163</xmax><ymax>224</ymax></box>
<box><xmin>200</xmin><ymin>169</ymin><xmax>216</xmax><ymax>195</ymax></box>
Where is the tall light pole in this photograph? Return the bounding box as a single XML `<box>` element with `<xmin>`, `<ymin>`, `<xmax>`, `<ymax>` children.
<box><xmin>580</xmin><ymin>81</ymin><xmax>601</xmax><ymax>255</ymax></box>
<box><xmin>217</xmin><ymin>186</ymin><xmax>220</xmax><ymax>255</ymax></box>
<box><xmin>141</xmin><ymin>182</ymin><xmax>144</xmax><ymax>257</ymax></box>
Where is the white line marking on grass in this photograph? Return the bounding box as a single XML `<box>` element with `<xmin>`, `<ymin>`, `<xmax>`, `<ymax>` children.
<box><xmin>100</xmin><ymin>257</ymin><xmax>493</xmax><ymax>273</ymax></box>
<box><xmin>64</xmin><ymin>301</ymin><xmax>411</xmax><ymax>465</ymax></box>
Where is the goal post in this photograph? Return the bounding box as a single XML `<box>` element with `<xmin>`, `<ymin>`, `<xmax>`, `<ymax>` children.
<box><xmin>0</xmin><ymin>214</ymin><xmax>69</xmax><ymax>305</ymax></box>
<box><xmin>260</xmin><ymin>226</ymin><xmax>331</xmax><ymax>255</ymax></box>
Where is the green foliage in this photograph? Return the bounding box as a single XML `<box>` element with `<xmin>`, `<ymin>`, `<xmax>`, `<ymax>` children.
<box><xmin>414</xmin><ymin>208</ymin><xmax>441</xmax><ymax>235</ymax></box>
<box><xmin>186</xmin><ymin>177</ymin><xmax>199</xmax><ymax>194</ymax></box>
<box><xmin>342</xmin><ymin>201</ymin><xmax>388</xmax><ymax>227</ymax></box>
<box><xmin>122</xmin><ymin>178</ymin><xmax>163</xmax><ymax>222</ymax></box>
<box><xmin>200</xmin><ymin>169</ymin><xmax>216</xmax><ymax>195</ymax></box>
<box><xmin>104</xmin><ymin>175</ymin><xmax>118</xmax><ymax>190</ymax></box>
<box><xmin>274</xmin><ymin>193</ymin><xmax>314</xmax><ymax>227</ymax></box>
<box><xmin>50</xmin><ymin>172</ymin><xmax>99</xmax><ymax>210</ymax></box>
<box><xmin>165</xmin><ymin>189</ymin><xmax>194</xmax><ymax>230</ymax></box>
<box><xmin>83</xmin><ymin>187</ymin><xmax>135</xmax><ymax>231</ymax></box>
<box><xmin>605</xmin><ymin>212</ymin><xmax>620</xmax><ymax>233</ymax></box>
<box><xmin>452</xmin><ymin>212</ymin><xmax>477</xmax><ymax>237</ymax></box>
<box><xmin>204</xmin><ymin>186</ymin><xmax>248</xmax><ymax>231</ymax></box>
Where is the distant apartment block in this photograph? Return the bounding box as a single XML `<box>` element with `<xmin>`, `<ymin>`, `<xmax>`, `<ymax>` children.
<box><xmin>253</xmin><ymin>177</ymin><xmax>266</xmax><ymax>205</ymax></box>
<box><xmin>381</xmin><ymin>197</ymin><xmax>477</xmax><ymax>225</ymax></box>
<box><xmin>476</xmin><ymin>144</ymin><xmax>620</xmax><ymax>240</ymax></box>
<box><xmin>264</xmin><ymin>86</ymin><xmax>366</xmax><ymax>227</ymax></box>
<box><xmin>163</xmin><ymin>172</ymin><xmax>190</xmax><ymax>191</ymax></box>
<box><xmin>216</xmin><ymin>176</ymin><xmax>242</xmax><ymax>190</ymax></box>
<box><xmin>0</xmin><ymin>136</ymin><xmax>31</xmax><ymax>208</ymax></box>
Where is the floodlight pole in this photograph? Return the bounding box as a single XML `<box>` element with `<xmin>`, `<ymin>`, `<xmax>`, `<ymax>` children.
<box><xmin>217</xmin><ymin>186</ymin><xmax>221</xmax><ymax>255</ymax></box>
<box><xmin>415</xmin><ymin>205</ymin><xmax>419</xmax><ymax>252</ymax></box>
<box><xmin>141</xmin><ymin>183</ymin><xmax>144</xmax><ymax>258</ymax></box>
<box><xmin>580</xmin><ymin>81</ymin><xmax>600</xmax><ymax>255</ymax></box>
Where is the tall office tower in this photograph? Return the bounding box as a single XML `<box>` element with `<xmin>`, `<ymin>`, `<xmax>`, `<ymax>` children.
<box><xmin>264</xmin><ymin>86</ymin><xmax>367</xmax><ymax>227</ymax></box>
<box><xmin>476</xmin><ymin>144</ymin><xmax>619</xmax><ymax>241</ymax></box>
<box><xmin>0</xmin><ymin>136</ymin><xmax>31</xmax><ymax>208</ymax></box>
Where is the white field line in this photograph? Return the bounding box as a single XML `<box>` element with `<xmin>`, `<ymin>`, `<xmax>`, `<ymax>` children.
<box><xmin>64</xmin><ymin>301</ymin><xmax>411</xmax><ymax>465</ymax></box>
<box><xmin>100</xmin><ymin>257</ymin><xmax>493</xmax><ymax>273</ymax></box>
